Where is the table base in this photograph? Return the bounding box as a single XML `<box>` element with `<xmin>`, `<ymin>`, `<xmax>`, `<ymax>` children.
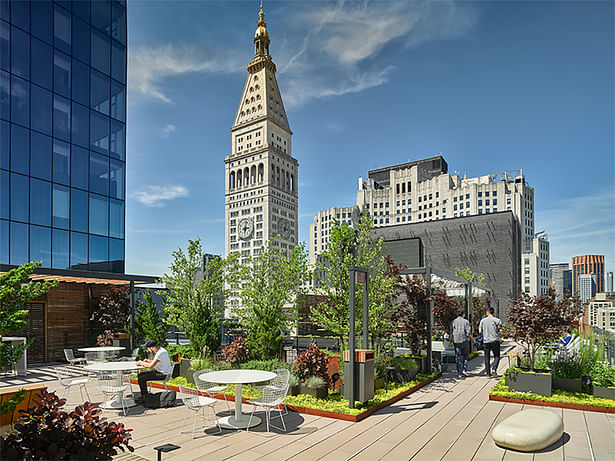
<box><xmin>217</xmin><ymin>414</ymin><xmax>261</xmax><ymax>429</ymax></box>
<box><xmin>101</xmin><ymin>398</ymin><xmax>137</xmax><ymax>409</ymax></box>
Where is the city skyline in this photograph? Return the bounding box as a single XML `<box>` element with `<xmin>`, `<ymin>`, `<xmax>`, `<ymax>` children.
<box><xmin>125</xmin><ymin>0</ymin><xmax>614</xmax><ymax>277</ymax></box>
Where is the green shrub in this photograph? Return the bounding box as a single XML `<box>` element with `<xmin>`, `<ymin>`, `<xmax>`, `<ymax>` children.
<box><xmin>305</xmin><ymin>375</ymin><xmax>326</xmax><ymax>388</ymax></box>
<box><xmin>549</xmin><ymin>355</ymin><xmax>584</xmax><ymax>380</ymax></box>
<box><xmin>222</xmin><ymin>337</ymin><xmax>250</xmax><ymax>365</ymax></box>
<box><xmin>392</xmin><ymin>353</ymin><xmax>419</xmax><ymax>370</ymax></box>
<box><xmin>591</xmin><ymin>361</ymin><xmax>615</xmax><ymax>388</ymax></box>
<box><xmin>240</xmin><ymin>359</ymin><xmax>292</xmax><ymax>372</ymax></box>
<box><xmin>294</xmin><ymin>344</ymin><xmax>330</xmax><ymax>385</ymax></box>
<box><xmin>288</xmin><ymin>373</ymin><xmax>300</xmax><ymax>387</ymax></box>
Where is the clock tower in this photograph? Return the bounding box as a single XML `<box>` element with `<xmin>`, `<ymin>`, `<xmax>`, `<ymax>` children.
<box><xmin>225</xmin><ymin>4</ymin><xmax>299</xmax><ymax>263</ymax></box>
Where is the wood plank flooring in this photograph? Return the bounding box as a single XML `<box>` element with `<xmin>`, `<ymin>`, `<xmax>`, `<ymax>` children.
<box><xmin>4</xmin><ymin>347</ymin><xmax>613</xmax><ymax>461</ymax></box>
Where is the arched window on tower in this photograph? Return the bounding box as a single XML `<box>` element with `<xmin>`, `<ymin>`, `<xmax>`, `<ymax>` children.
<box><xmin>244</xmin><ymin>167</ymin><xmax>250</xmax><ymax>185</ymax></box>
<box><xmin>250</xmin><ymin>165</ymin><xmax>256</xmax><ymax>184</ymax></box>
<box><xmin>285</xmin><ymin>171</ymin><xmax>290</xmax><ymax>190</ymax></box>
<box><xmin>229</xmin><ymin>171</ymin><xmax>235</xmax><ymax>190</ymax></box>
<box><xmin>276</xmin><ymin>166</ymin><xmax>281</xmax><ymax>187</ymax></box>
<box><xmin>258</xmin><ymin>163</ymin><xmax>264</xmax><ymax>182</ymax></box>
<box><xmin>237</xmin><ymin>169</ymin><xmax>243</xmax><ymax>187</ymax></box>
<box><xmin>290</xmin><ymin>174</ymin><xmax>294</xmax><ymax>192</ymax></box>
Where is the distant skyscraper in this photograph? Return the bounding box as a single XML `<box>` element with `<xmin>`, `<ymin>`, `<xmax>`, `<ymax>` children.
<box><xmin>607</xmin><ymin>271</ymin><xmax>614</xmax><ymax>293</ymax></box>
<box><xmin>579</xmin><ymin>273</ymin><xmax>597</xmax><ymax>304</ymax></box>
<box><xmin>550</xmin><ymin>263</ymin><xmax>572</xmax><ymax>300</ymax></box>
<box><xmin>1</xmin><ymin>0</ymin><xmax>127</xmax><ymax>272</ymax></box>
<box><xmin>522</xmin><ymin>233</ymin><xmax>550</xmax><ymax>297</ymax></box>
<box><xmin>572</xmin><ymin>255</ymin><xmax>605</xmax><ymax>297</ymax></box>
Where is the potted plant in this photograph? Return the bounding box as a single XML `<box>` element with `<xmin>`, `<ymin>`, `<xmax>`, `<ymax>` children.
<box><xmin>222</xmin><ymin>337</ymin><xmax>250</xmax><ymax>368</ymax></box>
<box><xmin>288</xmin><ymin>373</ymin><xmax>301</xmax><ymax>396</ymax></box>
<box><xmin>549</xmin><ymin>356</ymin><xmax>583</xmax><ymax>393</ymax></box>
<box><xmin>591</xmin><ymin>361</ymin><xmax>615</xmax><ymax>400</ymax></box>
<box><xmin>92</xmin><ymin>286</ymin><xmax>132</xmax><ymax>351</ymax></box>
<box><xmin>301</xmin><ymin>376</ymin><xmax>328</xmax><ymax>399</ymax></box>
<box><xmin>506</xmin><ymin>289</ymin><xmax>580</xmax><ymax>396</ymax></box>
<box><xmin>391</xmin><ymin>354</ymin><xmax>419</xmax><ymax>383</ymax></box>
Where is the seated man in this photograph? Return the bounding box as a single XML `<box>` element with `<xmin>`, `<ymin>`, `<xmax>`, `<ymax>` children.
<box><xmin>136</xmin><ymin>340</ymin><xmax>172</xmax><ymax>402</ymax></box>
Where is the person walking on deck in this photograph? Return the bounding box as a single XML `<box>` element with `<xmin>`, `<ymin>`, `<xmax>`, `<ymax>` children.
<box><xmin>479</xmin><ymin>307</ymin><xmax>502</xmax><ymax>378</ymax></box>
<box><xmin>451</xmin><ymin>310</ymin><xmax>472</xmax><ymax>378</ymax></box>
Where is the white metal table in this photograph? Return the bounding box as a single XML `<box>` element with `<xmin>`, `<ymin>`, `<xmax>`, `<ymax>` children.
<box><xmin>84</xmin><ymin>361</ymin><xmax>142</xmax><ymax>409</ymax></box>
<box><xmin>199</xmin><ymin>369</ymin><xmax>276</xmax><ymax>429</ymax></box>
<box><xmin>78</xmin><ymin>346</ymin><xmax>125</xmax><ymax>361</ymax></box>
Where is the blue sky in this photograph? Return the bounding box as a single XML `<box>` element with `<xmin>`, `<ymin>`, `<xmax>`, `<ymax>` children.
<box><xmin>124</xmin><ymin>0</ymin><xmax>614</xmax><ymax>278</ymax></box>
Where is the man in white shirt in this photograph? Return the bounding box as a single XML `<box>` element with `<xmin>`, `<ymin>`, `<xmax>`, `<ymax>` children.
<box><xmin>136</xmin><ymin>339</ymin><xmax>172</xmax><ymax>400</ymax></box>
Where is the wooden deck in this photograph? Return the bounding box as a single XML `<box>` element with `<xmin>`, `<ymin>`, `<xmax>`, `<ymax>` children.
<box><xmin>3</xmin><ymin>349</ymin><xmax>614</xmax><ymax>461</ymax></box>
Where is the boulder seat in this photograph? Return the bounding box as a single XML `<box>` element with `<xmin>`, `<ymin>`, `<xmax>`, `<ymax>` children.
<box><xmin>491</xmin><ymin>409</ymin><xmax>564</xmax><ymax>452</ymax></box>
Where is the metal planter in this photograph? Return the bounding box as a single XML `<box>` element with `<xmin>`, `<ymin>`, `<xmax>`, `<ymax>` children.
<box><xmin>505</xmin><ymin>370</ymin><xmax>552</xmax><ymax>397</ymax></box>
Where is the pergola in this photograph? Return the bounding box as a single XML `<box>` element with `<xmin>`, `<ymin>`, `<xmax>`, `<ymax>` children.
<box><xmin>397</xmin><ymin>267</ymin><xmax>494</xmax><ymax>373</ymax></box>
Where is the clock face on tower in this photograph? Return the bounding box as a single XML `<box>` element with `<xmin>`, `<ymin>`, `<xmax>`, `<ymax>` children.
<box><xmin>238</xmin><ymin>217</ymin><xmax>254</xmax><ymax>240</ymax></box>
<box><xmin>279</xmin><ymin>218</ymin><xmax>291</xmax><ymax>238</ymax></box>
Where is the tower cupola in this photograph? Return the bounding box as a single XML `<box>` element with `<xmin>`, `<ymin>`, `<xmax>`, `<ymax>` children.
<box><xmin>254</xmin><ymin>2</ymin><xmax>270</xmax><ymax>56</ymax></box>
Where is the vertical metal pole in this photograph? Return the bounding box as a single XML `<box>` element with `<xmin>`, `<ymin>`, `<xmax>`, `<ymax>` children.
<box><xmin>426</xmin><ymin>268</ymin><xmax>433</xmax><ymax>374</ymax></box>
<box><xmin>362</xmin><ymin>271</ymin><xmax>369</xmax><ymax>350</ymax></box>
<box><xmin>349</xmin><ymin>268</ymin><xmax>356</xmax><ymax>409</ymax></box>
<box><xmin>466</xmin><ymin>282</ymin><xmax>473</xmax><ymax>324</ymax></box>
<box><xmin>130</xmin><ymin>281</ymin><xmax>135</xmax><ymax>351</ymax></box>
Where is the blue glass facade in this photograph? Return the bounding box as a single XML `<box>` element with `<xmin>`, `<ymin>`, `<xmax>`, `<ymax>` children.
<box><xmin>0</xmin><ymin>0</ymin><xmax>126</xmax><ymax>272</ymax></box>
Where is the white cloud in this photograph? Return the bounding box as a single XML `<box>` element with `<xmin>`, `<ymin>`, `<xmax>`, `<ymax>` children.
<box><xmin>133</xmin><ymin>185</ymin><xmax>189</xmax><ymax>207</ymax></box>
<box><xmin>277</xmin><ymin>0</ymin><xmax>478</xmax><ymax>107</ymax></box>
<box><xmin>160</xmin><ymin>124</ymin><xmax>176</xmax><ymax>138</ymax></box>
<box><xmin>128</xmin><ymin>44</ymin><xmax>243</xmax><ymax>103</ymax></box>
<box><xmin>127</xmin><ymin>1</ymin><xmax>477</xmax><ymax>107</ymax></box>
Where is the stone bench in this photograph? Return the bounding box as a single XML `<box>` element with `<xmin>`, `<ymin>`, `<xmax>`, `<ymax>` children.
<box><xmin>491</xmin><ymin>408</ymin><xmax>563</xmax><ymax>452</ymax></box>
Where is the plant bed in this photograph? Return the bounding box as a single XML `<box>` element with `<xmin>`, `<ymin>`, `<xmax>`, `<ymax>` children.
<box><xmin>552</xmin><ymin>377</ymin><xmax>582</xmax><ymax>393</ymax></box>
<box><xmin>593</xmin><ymin>385</ymin><xmax>615</xmax><ymax>400</ymax></box>
<box><xmin>300</xmin><ymin>384</ymin><xmax>328</xmax><ymax>400</ymax></box>
<box><xmin>505</xmin><ymin>368</ymin><xmax>552</xmax><ymax>397</ymax></box>
<box><xmin>490</xmin><ymin>378</ymin><xmax>615</xmax><ymax>414</ymax></box>
<box><xmin>134</xmin><ymin>373</ymin><xmax>441</xmax><ymax>422</ymax></box>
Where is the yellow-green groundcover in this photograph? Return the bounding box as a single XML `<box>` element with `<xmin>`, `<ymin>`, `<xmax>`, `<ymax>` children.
<box><xmin>168</xmin><ymin>374</ymin><xmax>438</xmax><ymax>416</ymax></box>
<box><xmin>490</xmin><ymin>378</ymin><xmax>615</xmax><ymax>408</ymax></box>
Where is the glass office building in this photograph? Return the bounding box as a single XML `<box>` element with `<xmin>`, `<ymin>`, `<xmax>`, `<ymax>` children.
<box><xmin>1</xmin><ymin>0</ymin><xmax>127</xmax><ymax>273</ymax></box>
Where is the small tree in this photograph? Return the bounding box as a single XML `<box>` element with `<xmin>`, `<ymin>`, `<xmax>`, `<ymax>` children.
<box><xmin>91</xmin><ymin>286</ymin><xmax>131</xmax><ymax>334</ymax></box>
<box><xmin>508</xmin><ymin>288</ymin><xmax>581</xmax><ymax>369</ymax></box>
<box><xmin>134</xmin><ymin>289</ymin><xmax>167</xmax><ymax>347</ymax></box>
<box><xmin>160</xmin><ymin>239</ymin><xmax>227</xmax><ymax>357</ymax></box>
<box><xmin>432</xmin><ymin>287</ymin><xmax>458</xmax><ymax>337</ymax></box>
<box><xmin>393</xmin><ymin>277</ymin><xmax>430</xmax><ymax>354</ymax></box>
<box><xmin>232</xmin><ymin>238</ymin><xmax>310</xmax><ymax>360</ymax></box>
<box><xmin>310</xmin><ymin>214</ymin><xmax>398</xmax><ymax>350</ymax></box>
<box><xmin>0</xmin><ymin>262</ymin><xmax>57</xmax><ymax>414</ymax></box>
<box><xmin>456</xmin><ymin>267</ymin><xmax>488</xmax><ymax>332</ymax></box>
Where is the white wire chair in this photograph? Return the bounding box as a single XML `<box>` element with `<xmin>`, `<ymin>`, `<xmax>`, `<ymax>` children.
<box><xmin>147</xmin><ymin>363</ymin><xmax>176</xmax><ymax>393</ymax></box>
<box><xmin>193</xmin><ymin>369</ymin><xmax>231</xmax><ymax>414</ymax></box>
<box><xmin>246</xmin><ymin>382</ymin><xmax>289</xmax><ymax>435</ymax></box>
<box><xmin>97</xmin><ymin>372</ymin><xmax>131</xmax><ymax>416</ymax></box>
<box><xmin>178</xmin><ymin>384</ymin><xmax>221</xmax><ymax>438</ymax></box>
<box><xmin>84</xmin><ymin>352</ymin><xmax>100</xmax><ymax>365</ymax></box>
<box><xmin>63</xmin><ymin>349</ymin><xmax>86</xmax><ymax>366</ymax></box>
<box><xmin>254</xmin><ymin>368</ymin><xmax>290</xmax><ymax>415</ymax></box>
<box><xmin>55</xmin><ymin>367</ymin><xmax>91</xmax><ymax>403</ymax></box>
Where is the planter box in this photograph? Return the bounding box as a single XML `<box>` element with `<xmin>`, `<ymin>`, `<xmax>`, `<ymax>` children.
<box><xmin>300</xmin><ymin>385</ymin><xmax>328</xmax><ymax>399</ymax></box>
<box><xmin>552</xmin><ymin>377</ymin><xmax>583</xmax><ymax>393</ymax></box>
<box><xmin>593</xmin><ymin>386</ymin><xmax>615</xmax><ymax>400</ymax></box>
<box><xmin>1</xmin><ymin>384</ymin><xmax>46</xmax><ymax>435</ymax></box>
<box><xmin>489</xmin><ymin>394</ymin><xmax>615</xmax><ymax>414</ymax></box>
<box><xmin>388</xmin><ymin>367</ymin><xmax>419</xmax><ymax>383</ymax></box>
<box><xmin>178</xmin><ymin>358</ymin><xmax>194</xmax><ymax>384</ymax></box>
<box><xmin>288</xmin><ymin>384</ymin><xmax>300</xmax><ymax>396</ymax></box>
<box><xmin>505</xmin><ymin>370</ymin><xmax>552</xmax><ymax>397</ymax></box>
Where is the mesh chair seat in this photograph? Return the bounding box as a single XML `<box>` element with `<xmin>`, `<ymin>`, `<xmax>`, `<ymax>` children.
<box><xmin>64</xmin><ymin>349</ymin><xmax>87</xmax><ymax>366</ymax></box>
<box><xmin>246</xmin><ymin>382</ymin><xmax>289</xmax><ymax>435</ymax></box>
<box><xmin>193</xmin><ymin>369</ymin><xmax>231</xmax><ymax>414</ymax></box>
<box><xmin>97</xmin><ymin>373</ymin><xmax>130</xmax><ymax>416</ymax></box>
<box><xmin>178</xmin><ymin>384</ymin><xmax>221</xmax><ymax>438</ymax></box>
<box><xmin>55</xmin><ymin>367</ymin><xmax>91</xmax><ymax>404</ymax></box>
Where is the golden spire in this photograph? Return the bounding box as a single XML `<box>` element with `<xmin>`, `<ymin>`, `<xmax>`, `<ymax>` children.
<box><xmin>258</xmin><ymin>1</ymin><xmax>265</xmax><ymax>26</ymax></box>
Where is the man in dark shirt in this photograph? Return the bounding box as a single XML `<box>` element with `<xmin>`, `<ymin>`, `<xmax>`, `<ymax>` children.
<box><xmin>451</xmin><ymin>310</ymin><xmax>472</xmax><ymax>378</ymax></box>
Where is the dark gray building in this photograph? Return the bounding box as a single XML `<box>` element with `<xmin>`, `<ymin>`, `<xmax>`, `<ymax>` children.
<box><xmin>375</xmin><ymin>211</ymin><xmax>521</xmax><ymax>322</ymax></box>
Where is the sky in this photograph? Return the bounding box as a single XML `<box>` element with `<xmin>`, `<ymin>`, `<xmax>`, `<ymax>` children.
<box><xmin>124</xmin><ymin>0</ymin><xmax>615</xmax><ymax>278</ymax></box>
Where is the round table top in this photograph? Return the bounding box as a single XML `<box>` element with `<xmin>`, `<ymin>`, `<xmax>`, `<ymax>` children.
<box><xmin>78</xmin><ymin>346</ymin><xmax>126</xmax><ymax>352</ymax></box>
<box><xmin>199</xmin><ymin>369</ymin><xmax>276</xmax><ymax>384</ymax></box>
<box><xmin>84</xmin><ymin>361</ymin><xmax>142</xmax><ymax>372</ymax></box>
